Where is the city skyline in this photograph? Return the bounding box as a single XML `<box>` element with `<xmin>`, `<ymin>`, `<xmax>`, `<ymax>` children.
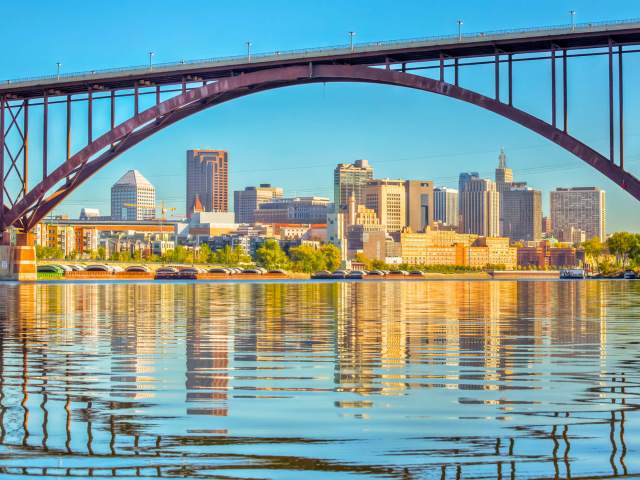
<box><xmin>6</xmin><ymin>0</ymin><xmax>637</xmax><ymax>232</ymax></box>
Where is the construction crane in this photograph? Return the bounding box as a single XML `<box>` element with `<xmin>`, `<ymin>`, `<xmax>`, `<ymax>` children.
<box><xmin>122</xmin><ymin>200</ymin><xmax>178</xmax><ymax>242</ymax></box>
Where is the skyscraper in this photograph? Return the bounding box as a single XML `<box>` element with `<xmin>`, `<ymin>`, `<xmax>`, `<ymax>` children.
<box><xmin>502</xmin><ymin>185</ymin><xmax>542</xmax><ymax>241</ymax></box>
<box><xmin>404</xmin><ymin>180</ymin><xmax>433</xmax><ymax>232</ymax></box>
<box><xmin>460</xmin><ymin>177</ymin><xmax>500</xmax><ymax>237</ymax></box>
<box><xmin>234</xmin><ymin>184</ymin><xmax>284</xmax><ymax>223</ymax></box>
<box><xmin>494</xmin><ymin>148</ymin><xmax>513</xmax><ymax>192</ymax></box>
<box><xmin>550</xmin><ymin>187</ymin><xmax>606</xmax><ymax>241</ymax></box>
<box><xmin>458</xmin><ymin>172</ymin><xmax>480</xmax><ymax>197</ymax></box>
<box><xmin>186</xmin><ymin>149</ymin><xmax>228</xmax><ymax>218</ymax></box>
<box><xmin>334</xmin><ymin>159</ymin><xmax>374</xmax><ymax>211</ymax></box>
<box><xmin>110</xmin><ymin>170</ymin><xmax>156</xmax><ymax>221</ymax></box>
<box><xmin>458</xmin><ymin>171</ymin><xmax>479</xmax><ymax>226</ymax></box>
<box><xmin>364</xmin><ymin>179</ymin><xmax>406</xmax><ymax>233</ymax></box>
<box><xmin>433</xmin><ymin>187</ymin><xmax>459</xmax><ymax>227</ymax></box>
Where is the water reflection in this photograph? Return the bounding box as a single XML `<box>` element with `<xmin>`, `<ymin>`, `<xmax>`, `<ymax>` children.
<box><xmin>0</xmin><ymin>280</ymin><xmax>639</xmax><ymax>478</ymax></box>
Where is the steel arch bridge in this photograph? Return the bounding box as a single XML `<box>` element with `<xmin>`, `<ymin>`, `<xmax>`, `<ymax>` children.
<box><xmin>1</xmin><ymin>19</ymin><xmax>640</xmax><ymax>237</ymax></box>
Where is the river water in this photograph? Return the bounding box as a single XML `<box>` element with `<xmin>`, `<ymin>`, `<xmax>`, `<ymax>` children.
<box><xmin>0</xmin><ymin>280</ymin><xmax>638</xmax><ymax>479</ymax></box>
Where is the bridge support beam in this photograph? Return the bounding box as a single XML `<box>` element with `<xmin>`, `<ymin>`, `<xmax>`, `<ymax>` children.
<box><xmin>0</xmin><ymin>233</ymin><xmax>36</xmax><ymax>281</ymax></box>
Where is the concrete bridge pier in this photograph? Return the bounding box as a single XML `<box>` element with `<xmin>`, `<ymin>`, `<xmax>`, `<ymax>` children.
<box><xmin>0</xmin><ymin>232</ymin><xmax>37</xmax><ymax>281</ymax></box>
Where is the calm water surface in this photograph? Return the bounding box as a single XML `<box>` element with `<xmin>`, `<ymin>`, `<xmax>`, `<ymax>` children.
<box><xmin>0</xmin><ymin>280</ymin><xmax>639</xmax><ymax>479</ymax></box>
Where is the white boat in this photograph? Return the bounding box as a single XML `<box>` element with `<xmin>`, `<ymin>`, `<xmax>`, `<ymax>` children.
<box><xmin>560</xmin><ymin>269</ymin><xmax>586</xmax><ymax>279</ymax></box>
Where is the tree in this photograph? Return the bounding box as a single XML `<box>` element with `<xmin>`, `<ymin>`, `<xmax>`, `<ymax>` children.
<box><xmin>581</xmin><ymin>236</ymin><xmax>604</xmax><ymax>271</ymax></box>
<box><xmin>289</xmin><ymin>244</ymin><xmax>325</xmax><ymax>272</ymax></box>
<box><xmin>320</xmin><ymin>244</ymin><xmax>341</xmax><ymax>271</ymax></box>
<box><xmin>607</xmin><ymin>232</ymin><xmax>636</xmax><ymax>267</ymax></box>
<box><xmin>354</xmin><ymin>253</ymin><xmax>371</xmax><ymax>270</ymax></box>
<box><xmin>197</xmin><ymin>243</ymin><xmax>212</xmax><ymax>264</ymax></box>
<box><xmin>96</xmin><ymin>246</ymin><xmax>107</xmax><ymax>260</ymax></box>
<box><xmin>254</xmin><ymin>239</ymin><xmax>290</xmax><ymax>270</ymax></box>
<box><xmin>233</xmin><ymin>245</ymin><xmax>252</xmax><ymax>264</ymax></box>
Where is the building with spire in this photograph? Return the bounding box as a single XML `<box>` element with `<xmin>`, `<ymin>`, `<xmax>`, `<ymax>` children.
<box><xmin>493</xmin><ymin>149</ymin><xmax>543</xmax><ymax>241</ymax></box>
<box><xmin>495</xmin><ymin>148</ymin><xmax>513</xmax><ymax>192</ymax></box>
<box><xmin>110</xmin><ymin>170</ymin><xmax>156</xmax><ymax>221</ymax></box>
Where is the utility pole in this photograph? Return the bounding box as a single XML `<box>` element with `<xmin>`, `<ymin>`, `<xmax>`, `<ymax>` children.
<box><xmin>348</xmin><ymin>31</ymin><xmax>356</xmax><ymax>52</ymax></box>
<box><xmin>457</xmin><ymin>20</ymin><xmax>464</xmax><ymax>41</ymax></box>
<box><xmin>569</xmin><ymin>10</ymin><xmax>576</xmax><ymax>31</ymax></box>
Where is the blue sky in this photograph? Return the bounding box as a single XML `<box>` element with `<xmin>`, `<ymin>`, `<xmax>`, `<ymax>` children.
<box><xmin>2</xmin><ymin>0</ymin><xmax>639</xmax><ymax>231</ymax></box>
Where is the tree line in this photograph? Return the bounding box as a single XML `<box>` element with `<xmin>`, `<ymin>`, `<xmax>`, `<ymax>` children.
<box><xmin>582</xmin><ymin>232</ymin><xmax>640</xmax><ymax>273</ymax></box>
<box><xmin>37</xmin><ymin>239</ymin><xmax>342</xmax><ymax>273</ymax></box>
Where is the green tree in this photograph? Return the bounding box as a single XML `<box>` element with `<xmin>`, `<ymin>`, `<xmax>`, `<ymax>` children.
<box><xmin>581</xmin><ymin>236</ymin><xmax>604</xmax><ymax>271</ymax></box>
<box><xmin>233</xmin><ymin>245</ymin><xmax>252</xmax><ymax>264</ymax></box>
<box><xmin>354</xmin><ymin>253</ymin><xmax>371</xmax><ymax>270</ymax></box>
<box><xmin>320</xmin><ymin>244</ymin><xmax>341</xmax><ymax>271</ymax></box>
<box><xmin>607</xmin><ymin>232</ymin><xmax>636</xmax><ymax>267</ymax></box>
<box><xmin>197</xmin><ymin>243</ymin><xmax>212</xmax><ymax>264</ymax></box>
<box><xmin>289</xmin><ymin>244</ymin><xmax>325</xmax><ymax>272</ymax></box>
<box><xmin>254</xmin><ymin>239</ymin><xmax>290</xmax><ymax>270</ymax></box>
<box><xmin>96</xmin><ymin>246</ymin><xmax>107</xmax><ymax>260</ymax></box>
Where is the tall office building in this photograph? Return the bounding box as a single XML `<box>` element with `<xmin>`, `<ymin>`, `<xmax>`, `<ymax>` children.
<box><xmin>494</xmin><ymin>148</ymin><xmax>513</xmax><ymax>192</ymax></box>
<box><xmin>186</xmin><ymin>149</ymin><xmax>228</xmax><ymax>218</ymax></box>
<box><xmin>404</xmin><ymin>180</ymin><xmax>433</xmax><ymax>232</ymax></box>
<box><xmin>234</xmin><ymin>184</ymin><xmax>284</xmax><ymax>223</ymax></box>
<box><xmin>334</xmin><ymin>159</ymin><xmax>374</xmax><ymax>211</ymax></box>
<box><xmin>502</xmin><ymin>185</ymin><xmax>542</xmax><ymax>241</ymax></box>
<box><xmin>458</xmin><ymin>171</ymin><xmax>479</xmax><ymax>224</ymax></box>
<box><xmin>110</xmin><ymin>170</ymin><xmax>156</xmax><ymax>221</ymax></box>
<box><xmin>364</xmin><ymin>179</ymin><xmax>406</xmax><ymax>233</ymax></box>
<box><xmin>460</xmin><ymin>177</ymin><xmax>500</xmax><ymax>237</ymax></box>
<box><xmin>550</xmin><ymin>187</ymin><xmax>606</xmax><ymax>241</ymax></box>
<box><xmin>433</xmin><ymin>187</ymin><xmax>459</xmax><ymax>227</ymax></box>
<box><xmin>458</xmin><ymin>172</ymin><xmax>480</xmax><ymax>197</ymax></box>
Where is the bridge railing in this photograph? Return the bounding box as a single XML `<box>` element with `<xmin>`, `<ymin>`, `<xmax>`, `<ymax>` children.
<box><xmin>3</xmin><ymin>18</ymin><xmax>640</xmax><ymax>89</ymax></box>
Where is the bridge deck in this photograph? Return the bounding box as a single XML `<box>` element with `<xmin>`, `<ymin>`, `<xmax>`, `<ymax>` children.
<box><xmin>2</xmin><ymin>19</ymin><xmax>640</xmax><ymax>99</ymax></box>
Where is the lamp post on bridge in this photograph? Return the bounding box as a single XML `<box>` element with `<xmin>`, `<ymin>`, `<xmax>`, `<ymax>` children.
<box><xmin>56</xmin><ymin>62</ymin><xmax>62</xmax><ymax>80</ymax></box>
<box><xmin>148</xmin><ymin>51</ymin><xmax>155</xmax><ymax>70</ymax></box>
<box><xmin>457</xmin><ymin>20</ymin><xmax>464</xmax><ymax>41</ymax></box>
<box><xmin>348</xmin><ymin>31</ymin><xmax>356</xmax><ymax>52</ymax></box>
<box><xmin>246</xmin><ymin>41</ymin><xmax>252</xmax><ymax>62</ymax></box>
<box><xmin>570</xmin><ymin>10</ymin><xmax>576</xmax><ymax>31</ymax></box>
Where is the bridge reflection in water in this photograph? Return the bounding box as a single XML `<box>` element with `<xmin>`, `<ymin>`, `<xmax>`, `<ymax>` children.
<box><xmin>0</xmin><ymin>281</ymin><xmax>638</xmax><ymax>479</ymax></box>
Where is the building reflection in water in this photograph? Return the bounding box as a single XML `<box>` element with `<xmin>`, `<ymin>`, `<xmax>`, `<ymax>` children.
<box><xmin>0</xmin><ymin>280</ymin><xmax>637</xmax><ymax>479</ymax></box>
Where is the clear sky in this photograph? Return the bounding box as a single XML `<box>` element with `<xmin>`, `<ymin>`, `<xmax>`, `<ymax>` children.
<box><xmin>2</xmin><ymin>0</ymin><xmax>639</xmax><ymax>231</ymax></box>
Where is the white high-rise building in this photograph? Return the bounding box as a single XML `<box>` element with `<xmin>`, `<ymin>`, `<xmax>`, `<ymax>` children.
<box><xmin>550</xmin><ymin>187</ymin><xmax>606</xmax><ymax>242</ymax></box>
<box><xmin>110</xmin><ymin>170</ymin><xmax>156</xmax><ymax>221</ymax></box>
<box><xmin>460</xmin><ymin>178</ymin><xmax>500</xmax><ymax>237</ymax></box>
<box><xmin>433</xmin><ymin>187</ymin><xmax>459</xmax><ymax>227</ymax></box>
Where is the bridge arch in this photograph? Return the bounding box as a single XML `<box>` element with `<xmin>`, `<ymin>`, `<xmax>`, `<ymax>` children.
<box><xmin>6</xmin><ymin>64</ymin><xmax>638</xmax><ymax>230</ymax></box>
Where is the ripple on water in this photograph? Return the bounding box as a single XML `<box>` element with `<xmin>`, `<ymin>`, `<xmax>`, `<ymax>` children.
<box><xmin>0</xmin><ymin>280</ymin><xmax>638</xmax><ymax>479</ymax></box>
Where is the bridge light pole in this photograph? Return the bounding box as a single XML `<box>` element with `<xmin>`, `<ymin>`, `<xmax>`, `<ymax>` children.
<box><xmin>569</xmin><ymin>10</ymin><xmax>576</xmax><ymax>31</ymax></box>
<box><xmin>148</xmin><ymin>51</ymin><xmax>155</xmax><ymax>70</ymax></box>
<box><xmin>56</xmin><ymin>62</ymin><xmax>62</xmax><ymax>80</ymax></box>
<box><xmin>246</xmin><ymin>41</ymin><xmax>252</xmax><ymax>62</ymax></box>
<box><xmin>348</xmin><ymin>31</ymin><xmax>356</xmax><ymax>52</ymax></box>
<box><xmin>457</xmin><ymin>20</ymin><xmax>464</xmax><ymax>41</ymax></box>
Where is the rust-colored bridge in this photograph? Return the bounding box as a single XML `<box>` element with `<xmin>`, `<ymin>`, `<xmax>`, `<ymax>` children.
<box><xmin>1</xmin><ymin>19</ymin><xmax>640</xmax><ymax>237</ymax></box>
